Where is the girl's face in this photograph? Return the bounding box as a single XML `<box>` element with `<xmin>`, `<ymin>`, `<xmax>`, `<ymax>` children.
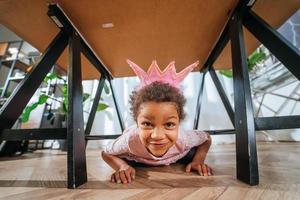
<box><xmin>137</xmin><ymin>101</ymin><xmax>180</xmax><ymax>157</ymax></box>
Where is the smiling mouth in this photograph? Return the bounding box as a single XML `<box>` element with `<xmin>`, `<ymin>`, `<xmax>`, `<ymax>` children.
<box><xmin>149</xmin><ymin>142</ymin><xmax>168</xmax><ymax>148</ymax></box>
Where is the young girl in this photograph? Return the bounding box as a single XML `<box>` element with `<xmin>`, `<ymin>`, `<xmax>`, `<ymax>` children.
<box><xmin>102</xmin><ymin>60</ymin><xmax>212</xmax><ymax>184</ymax></box>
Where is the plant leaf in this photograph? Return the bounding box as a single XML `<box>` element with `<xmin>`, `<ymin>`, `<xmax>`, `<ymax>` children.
<box><xmin>83</xmin><ymin>93</ymin><xmax>90</xmax><ymax>102</ymax></box>
<box><xmin>219</xmin><ymin>70</ymin><xmax>233</xmax><ymax>78</ymax></box>
<box><xmin>44</xmin><ymin>72</ymin><xmax>63</xmax><ymax>83</ymax></box>
<box><xmin>38</xmin><ymin>94</ymin><xmax>49</xmax><ymax>104</ymax></box>
<box><xmin>104</xmin><ymin>82</ymin><xmax>110</xmax><ymax>95</ymax></box>
<box><xmin>97</xmin><ymin>103</ymin><xmax>109</xmax><ymax>111</ymax></box>
<box><xmin>62</xmin><ymin>84</ymin><xmax>67</xmax><ymax>95</ymax></box>
<box><xmin>21</xmin><ymin>93</ymin><xmax>49</xmax><ymax>123</ymax></box>
<box><xmin>21</xmin><ymin>102</ymin><xmax>39</xmax><ymax>123</ymax></box>
<box><xmin>61</xmin><ymin>83</ymin><xmax>68</xmax><ymax>114</ymax></box>
<box><xmin>247</xmin><ymin>51</ymin><xmax>266</xmax><ymax>71</ymax></box>
<box><xmin>219</xmin><ymin>49</ymin><xmax>266</xmax><ymax>78</ymax></box>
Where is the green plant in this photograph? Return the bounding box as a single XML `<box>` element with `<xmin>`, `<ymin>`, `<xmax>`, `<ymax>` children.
<box><xmin>219</xmin><ymin>49</ymin><xmax>266</xmax><ymax>78</ymax></box>
<box><xmin>21</xmin><ymin>72</ymin><xmax>109</xmax><ymax>123</ymax></box>
<box><xmin>21</xmin><ymin>93</ymin><xmax>49</xmax><ymax>122</ymax></box>
<box><xmin>0</xmin><ymin>88</ymin><xmax>12</xmax><ymax>99</ymax></box>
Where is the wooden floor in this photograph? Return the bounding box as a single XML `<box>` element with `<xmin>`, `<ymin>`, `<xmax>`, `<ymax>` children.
<box><xmin>0</xmin><ymin>142</ymin><xmax>300</xmax><ymax>199</ymax></box>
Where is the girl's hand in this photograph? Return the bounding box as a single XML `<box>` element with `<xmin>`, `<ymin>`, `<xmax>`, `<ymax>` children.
<box><xmin>111</xmin><ymin>165</ymin><xmax>136</xmax><ymax>184</ymax></box>
<box><xmin>185</xmin><ymin>162</ymin><xmax>213</xmax><ymax>176</ymax></box>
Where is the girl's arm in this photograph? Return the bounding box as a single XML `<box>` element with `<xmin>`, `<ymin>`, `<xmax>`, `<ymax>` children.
<box><xmin>101</xmin><ymin>151</ymin><xmax>128</xmax><ymax>170</ymax></box>
<box><xmin>192</xmin><ymin>133</ymin><xmax>212</xmax><ymax>164</ymax></box>
<box><xmin>185</xmin><ymin>133</ymin><xmax>213</xmax><ymax>176</ymax></box>
<box><xmin>101</xmin><ymin>151</ymin><xmax>136</xmax><ymax>184</ymax></box>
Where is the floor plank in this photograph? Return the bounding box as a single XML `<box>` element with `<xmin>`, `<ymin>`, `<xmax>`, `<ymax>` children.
<box><xmin>0</xmin><ymin>142</ymin><xmax>300</xmax><ymax>199</ymax></box>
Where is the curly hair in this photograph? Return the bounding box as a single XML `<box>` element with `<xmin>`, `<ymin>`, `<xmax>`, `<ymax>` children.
<box><xmin>129</xmin><ymin>81</ymin><xmax>186</xmax><ymax>121</ymax></box>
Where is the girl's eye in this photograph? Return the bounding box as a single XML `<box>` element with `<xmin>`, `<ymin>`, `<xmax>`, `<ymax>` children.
<box><xmin>165</xmin><ymin>122</ymin><xmax>176</xmax><ymax>129</ymax></box>
<box><xmin>141</xmin><ymin>122</ymin><xmax>153</xmax><ymax>128</ymax></box>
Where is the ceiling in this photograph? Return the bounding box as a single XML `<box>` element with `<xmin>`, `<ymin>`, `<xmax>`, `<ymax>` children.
<box><xmin>0</xmin><ymin>0</ymin><xmax>299</xmax><ymax>79</ymax></box>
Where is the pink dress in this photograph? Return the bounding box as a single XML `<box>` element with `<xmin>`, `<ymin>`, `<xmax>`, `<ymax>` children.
<box><xmin>103</xmin><ymin>125</ymin><xmax>208</xmax><ymax>166</ymax></box>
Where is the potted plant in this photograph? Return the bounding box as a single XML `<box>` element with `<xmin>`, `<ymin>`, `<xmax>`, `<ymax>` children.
<box><xmin>20</xmin><ymin>72</ymin><xmax>109</xmax><ymax>152</ymax></box>
<box><xmin>21</xmin><ymin>72</ymin><xmax>110</xmax><ymax>124</ymax></box>
<box><xmin>219</xmin><ymin>49</ymin><xmax>266</xmax><ymax>78</ymax></box>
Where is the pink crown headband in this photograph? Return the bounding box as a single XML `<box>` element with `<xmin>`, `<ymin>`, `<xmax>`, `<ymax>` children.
<box><xmin>126</xmin><ymin>59</ymin><xmax>199</xmax><ymax>90</ymax></box>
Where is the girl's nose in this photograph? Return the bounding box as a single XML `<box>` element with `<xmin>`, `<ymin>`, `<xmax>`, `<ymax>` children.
<box><xmin>151</xmin><ymin>127</ymin><xmax>165</xmax><ymax>139</ymax></box>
